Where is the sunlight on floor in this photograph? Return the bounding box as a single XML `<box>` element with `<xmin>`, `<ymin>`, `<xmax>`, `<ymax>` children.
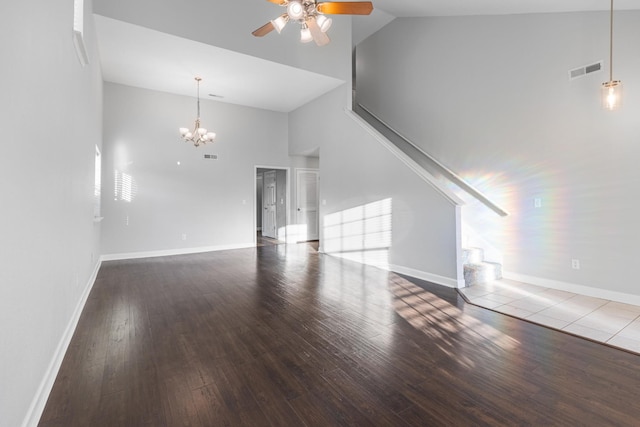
<box><xmin>389</xmin><ymin>274</ymin><xmax>520</xmax><ymax>369</ymax></box>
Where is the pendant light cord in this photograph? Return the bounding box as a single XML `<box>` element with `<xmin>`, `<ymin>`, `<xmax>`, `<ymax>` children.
<box><xmin>196</xmin><ymin>77</ymin><xmax>201</xmax><ymax>120</ymax></box>
<box><xmin>609</xmin><ymin>0</ymin><xmax>614</xmax><ymax>82</ymax></box>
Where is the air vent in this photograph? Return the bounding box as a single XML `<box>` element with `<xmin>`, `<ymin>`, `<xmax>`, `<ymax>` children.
<box><xmin>204</xmin><ymin>154</ymin><xmax>218</xmax><ymax>160</ymax></box>
<box><xmin>569</xmin><ymin>61</ymin><xmax>602</xmax><ymax>80</ymax></box>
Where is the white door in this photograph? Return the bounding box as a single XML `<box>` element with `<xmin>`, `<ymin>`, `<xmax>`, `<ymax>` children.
<box><xmin>262</xmin><ymin>171</ymin><xmax>277</xmax><ymax>239</ymax></box>
<box><xmin>296</xmin><ymin>169</ymin><xmax>319</xmax><ymax>241</ymax></box>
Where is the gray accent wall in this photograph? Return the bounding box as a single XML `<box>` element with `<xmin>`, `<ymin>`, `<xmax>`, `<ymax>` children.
<box><xmin>356</xmin><ymin>12</ymin><xmax>640</xmax><ymax>296</ymax></box>
<box><xmin>0</xmin><ymin>1</ymin><xmax>103</xmax><ymax>426</ymax></box>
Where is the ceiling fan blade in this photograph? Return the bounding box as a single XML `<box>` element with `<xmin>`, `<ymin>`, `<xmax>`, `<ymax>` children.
<box><xmin>266</xmin><ymin>0</ymin><xmax>287</xmax><ymax>4</ymax></box>
<box><xmin>252</xmin><ymin>21</ymin><xmax>275</xmax><ymax>37</ymax></box>
<box><xmin>316</xmin><ymin>1</ymin><xmax>373</xmax><ymax>15</ymax></box>
<box><xmin>307</xmin><ymin>18</ymin><xmax>330</xmax><ymax>47</ymax></box>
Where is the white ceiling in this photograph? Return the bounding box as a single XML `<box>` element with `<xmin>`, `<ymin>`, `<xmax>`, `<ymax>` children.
<box><xmin>374</xmin><ymin>0</ymin><xmax>640</xmax><ymax>17</ymax></box>
<box><xmin>95</xmin><ymin>1</ymin><xmax>640</xmax><ymax>112</ymax></box>
<box><xmin>95</xmin><ymin>15</ymin><xmax>345</xmax><ymax>113</ymax></box>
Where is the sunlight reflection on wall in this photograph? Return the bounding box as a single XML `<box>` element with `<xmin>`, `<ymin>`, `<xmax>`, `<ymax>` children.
<box><xmin>445</xmin><ymin>169</ymin><xmax>516</xmax><ymax>265</ymax></box>
<box><xmin>323</xmin><ymin>198</ymin><xmax>392</xmax><ymax>269</ymax></box>
<box><xmin>114</xmin><ymin>169</ymin><xmax>137</xmax><ymax>203</ymax></box>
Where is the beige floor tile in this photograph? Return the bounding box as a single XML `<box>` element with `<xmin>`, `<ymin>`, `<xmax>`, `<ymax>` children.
<box><xmin>526</xmin><ymin>313</ymin><xmax>571</xmax><ymax>330</ymax></box>
<box><xmin>467</xmin><ymin>296</ymin><xmax>503</xmax><ymax>309</ymax></box>
<box><xmin>607</xmin><ymin>335</ymin><xmax>640</xmax><ymax>353</ymax></box>
<box><xmin>508</xmin><ymin>297</ymin><xmax>555</xmax><ymax>313</ymax></box>
<box><xmin>537</xmin><ymin>306</ymin><xmax>588</xmax><ymax>323</ymax></box>
<box><xmin>495</xmin><ymin>304</ymin><xmax>535</xmax><ymax>318</ymax></box>
<box><xmin>616</xmin><ymin>321</ymin><xmax>640</xmax><ymax>340</ymax></box>
<box><xmin>572</xmin><ymin>312</ymin><xmax>634</xmax><ymax>334</ymax></box>
<box><xmin>460</xmin><ymin>279</ymin><xmax>640</xmax><ymax>354</ymax></box>
<box><xmin>562</xmin><ymin>323</ymin><xmax>613</xmax><ymax>342</ymax></box>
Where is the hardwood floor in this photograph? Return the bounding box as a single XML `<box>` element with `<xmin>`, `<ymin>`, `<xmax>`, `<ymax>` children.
<box><xmin>39</xmin><ymin>243</ymin><xmax>640</xmax><ymax>426</ymax></box>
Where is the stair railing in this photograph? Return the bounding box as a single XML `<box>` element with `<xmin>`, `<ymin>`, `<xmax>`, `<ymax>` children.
<box><xmin>356</xmin><ymin>103</ymin><xmax>509</xmax><ymax>218</ymax></box>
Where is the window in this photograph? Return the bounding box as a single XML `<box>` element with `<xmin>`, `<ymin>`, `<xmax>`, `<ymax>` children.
<box><xmin>73</xmin><ymin>0</ymin><xmax>89</xmax><ymax>66</ymax></box>
<box><xmin>94</xmin><ymin>146</ymin><xmax>102</xmax><ymax>220</ymax></box>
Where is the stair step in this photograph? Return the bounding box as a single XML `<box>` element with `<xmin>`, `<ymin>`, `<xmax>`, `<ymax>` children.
<box><xmin>464</xmin><ymin>261</ymin><xmax>503</xmax><ymax>286</ymax></box>
<box><xmin>462</xmin><ymin>247</ymin><xmax>484</xmax><ymax>264</ymax></box>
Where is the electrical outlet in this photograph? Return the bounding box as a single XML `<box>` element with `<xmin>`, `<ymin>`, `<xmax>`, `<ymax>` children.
<box><xmin>571</xmin><ymin>259</ymin><xmax>580</xmax><ymax>270</ymax></box>
<box><xmin>534</xmin><ymin>198</ymin><xmax>542</xmax><ymax>208</ymax></box>
<box><xmin>181</xmin><ymin>233</ymin><xmax>187</xmax><ymax>241</ymax></box>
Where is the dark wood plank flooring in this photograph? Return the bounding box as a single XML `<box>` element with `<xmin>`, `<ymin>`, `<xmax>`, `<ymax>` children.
<box><xmin>39</xmin><ymin>243</ymin><xmax>640</xmax><ymax>426</ymax></box>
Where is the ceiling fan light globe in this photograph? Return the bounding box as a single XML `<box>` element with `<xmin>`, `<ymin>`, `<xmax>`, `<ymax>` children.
<box><xmin>287</xmin><ymin>1</ymin><xmax>305</xmax><ymax>20</ymax></box>
<box><xmin>272</xmin><ymin>15</ymin><xmax>288</xmax><ymax>33</ymax></box>
<box><xmin>316</xmin><ymin>15</ymin><xmax>332</xmax><ymax>32</ymax></box>
<box><xmin>300</xmin><ymin>27</ymin><xmax>313</xmax><ymax>43</ymax></box>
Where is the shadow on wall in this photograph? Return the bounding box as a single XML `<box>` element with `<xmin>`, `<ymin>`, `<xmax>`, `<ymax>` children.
<box><xmin>323</xmin><ymin>198</ymin><xmax>392</xmax><ymax>269</ymax></box>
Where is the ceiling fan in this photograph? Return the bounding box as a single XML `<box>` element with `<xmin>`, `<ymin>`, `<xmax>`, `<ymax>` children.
<box><xmin>252</xmin><ymin>0</ymin><xmax>373</xmax><ymax>46</ymax></box>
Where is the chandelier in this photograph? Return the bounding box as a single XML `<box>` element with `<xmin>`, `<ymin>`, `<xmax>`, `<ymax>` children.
<box><xmin>252</xmin><ymin>1</ymin><xmax>373</xmax><ymax>46</ymax></box>
<box><xmin>179</xmin><ymin>77</ymin><xmax>216</xmax><ymax>147</ymax></box>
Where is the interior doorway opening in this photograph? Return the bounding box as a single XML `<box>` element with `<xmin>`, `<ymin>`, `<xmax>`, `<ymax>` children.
<box><xmin>255</xmin><ymin>166</ymin><xmax>290</xmax><ymax>246</ymax></box>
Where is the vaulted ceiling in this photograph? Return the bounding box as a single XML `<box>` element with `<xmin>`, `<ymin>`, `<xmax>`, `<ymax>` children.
<box><xmin>95</xmin><ymin>0</ymin><xmax>640</xmax><ymax>112</ymax></box>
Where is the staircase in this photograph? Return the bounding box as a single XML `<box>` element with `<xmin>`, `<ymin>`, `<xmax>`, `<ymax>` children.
<box><xmin>463</xmin><ymin>247</ymin><xmax>502</xmax><ymax>286</ymax></box>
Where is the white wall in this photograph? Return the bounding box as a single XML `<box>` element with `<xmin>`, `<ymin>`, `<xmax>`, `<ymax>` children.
<box><xmin>0</xmin><ymin>1</ymin><xmax>103</xmax><ymax>426</ymax></box>
<box><xmin>101</xmin><ymin>83</ymin><xmax>292</xmax><ymax>256</ymax></box>
<box><xmin>356</xmin><ymin>12</ymin><xmax>640</xmax><ymax>296</ymax></box>
<box><xmin>290</xmin><ymin>87</ymin><xmax>460</xmax><ymax>284</ymax></box>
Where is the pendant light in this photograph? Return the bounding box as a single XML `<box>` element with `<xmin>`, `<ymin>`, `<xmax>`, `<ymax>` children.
<box><xmin>602</xmin><ymin>0</ymin><xmax>622</xmax><ymax>111</ymax></box>
<box><xmin>179</xmin><ymin>77</ymin><xmax>216</xmax><ymax>147</ymax></box>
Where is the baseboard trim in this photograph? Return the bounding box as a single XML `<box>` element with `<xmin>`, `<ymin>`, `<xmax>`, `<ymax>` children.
<box><xmin>389</xmin><ymin>264</ymin><xmax>459</xmax><ymax>288</ymax></box>
<box><xmin>22</xmin><ymin>259</ymin><xmax>102</xmax><ymax>427</ymax></box>
<box><xmin>503</xmin><ymin>271</ymin><xmax>640</xmax><ymax>306</ymax></box>
<box><xmin>101</xmin><ymin>243</ymin><xmax>255</xmax><ymax>261</ymax></box>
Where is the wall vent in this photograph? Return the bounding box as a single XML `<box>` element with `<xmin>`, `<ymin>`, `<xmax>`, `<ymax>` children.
<box><xmin>569</xmin><ymin>61</ymin><xmax>602</xmax><ymax>80</ymax></box>
<box><xmin>204</xmin><ymin>154</ymin><xmax>218</xmax><ymax>160</ymax></box>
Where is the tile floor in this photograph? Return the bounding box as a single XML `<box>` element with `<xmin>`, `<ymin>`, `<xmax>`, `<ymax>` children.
<box><xmin>459</xmin><ymin>278</ymin><xmax>640</xmax><ymax>354</ymax></box>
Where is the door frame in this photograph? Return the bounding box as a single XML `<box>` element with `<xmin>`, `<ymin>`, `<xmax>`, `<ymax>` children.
<box><xmin>254</xmin><ymin>165</ymin><xmax>291</xmax><ymax>246</ymax></box>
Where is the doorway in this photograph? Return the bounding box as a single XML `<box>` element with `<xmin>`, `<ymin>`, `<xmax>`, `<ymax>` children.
<box><xmin>296</xmin><ymin>168</ymin><xmax>320</xmax><ymax>241</ymax></box>
<box><xmin>255</xmin><ymin>166</ymin><xmax>290</xmax><ymax>245</ymax></box>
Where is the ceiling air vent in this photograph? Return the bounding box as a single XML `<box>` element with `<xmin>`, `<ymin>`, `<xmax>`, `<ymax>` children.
<box><xmin>204</xmin><ymin>154</ymin><xmax>218</xmax><ymax>160</ymax></box>
<box><xmin>569</xmin><ymin>61</ymin><xmax>602</xmax><ymax>80</ymax></box>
